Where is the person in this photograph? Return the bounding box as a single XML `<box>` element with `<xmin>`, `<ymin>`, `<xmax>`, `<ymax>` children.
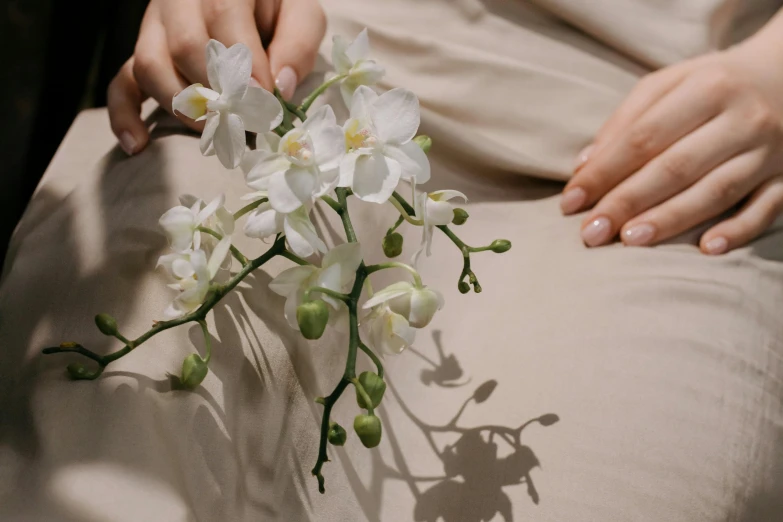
<box><xmin>2</xmin><ymin>1</ymin><xmax>782</xmax><ymax>521</ymax></box>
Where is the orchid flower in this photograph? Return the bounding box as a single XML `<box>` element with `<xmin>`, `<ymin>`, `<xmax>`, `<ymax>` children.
<box><xmin>243</xmin><ymin>105</ymin><xmax>345</xmax><ymax>213</ymax></box>
<box><xmin>363</xmin><ymin>304</ymin><xmax>416</xmax><ymax>354</ymax></box>
<box><xmin>172</xmin><ymin>40</ymin><xmax>284</xmax><ymax>170</ymax></box>
<box><xmin>159</xmin><ymin>194</ymin><xmax>233</xmax><ymax>253</ymax></box>
<box><xmin>363</xmin><ymin>281</ymin><xmax>444</xmax><ymax>328</ymax></box>
<box><xmin>240</xmin><ymin>191</ymin><xmax>327</xmax><ymax>258</ymax></box>
<box><xmin>157</xmin><ymin>239</ymin><xmax>230</xmax><ymax>319</ymax></box>
<box><xmin>339</xmin><ymin>86</ymin><xmax>430</xmax><ymax>203</ymax></box>
<box><xmin>269</xmin><ymin>242</ymin><xmax>363</xmax><ymax>331</ymax></box>
<box><xmin>332</xmin><ymin>28</ymin><xmax>385</xmax><ymax>106</ymax></box>
<box><xmin>413</xmin><ymin>189</ymin><xmax>467</xmax><ymax>264</ymax></box>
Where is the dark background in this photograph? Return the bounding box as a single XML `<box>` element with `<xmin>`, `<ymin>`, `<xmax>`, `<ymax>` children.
<box><xmin>0</xmin><ymin>0</ymin><xmax>149</xmax><ymax>261</ymax></box>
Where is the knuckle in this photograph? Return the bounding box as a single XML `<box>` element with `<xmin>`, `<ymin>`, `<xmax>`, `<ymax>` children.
<box><xmin>657</xmin><ymin>153</ymin><xmax>692</xmax><ymax>183</ymax></box>
<box><xmin>203</xmin><ymin>0</ymin><xmax>236</xmax><ymax>19</ymax></box>
<box><xmin>132</xmin><ymin>52</ymin><xmax>158</xmax><ymax>86</ymax></box>
<box><xmin>626</xmin><ymin>123</ymin><xmax>658</xmax><ymax>156</ymax></box>
<box><xmin>606</xmin><ymin>193</ymin><xmax>639</xmax><ymax>220</ymax></box>
<box><xmin>708</xmin><ymin>177</ymin><xmax>744</xmax><ymax>203</ymax></box>
<box><xmin>745</xmin><ymin>99</ymin><xmax>779</xmax><ymax>135</ymax></box>
<box><xmin>703</xmin><ymin>66</ymin><xmax>738</xmax><ymax>99</ymax></box>
<box><xmin>169</xmin><ymin>33</ymin><xmax>202</xmax><ymax>65</ymax></box>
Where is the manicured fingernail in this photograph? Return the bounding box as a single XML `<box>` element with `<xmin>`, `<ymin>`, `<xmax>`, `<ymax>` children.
<box><xmin>623</xmin><ymin>223</ymin><xmax>656</xmax><ymax>246</ymax></box>
<box><xmin>249</xmin><ymin>76</ymin><xmax>262</xmax><ymax>88</ymax></box>
<box><xmin>581</xmin><ymin>216</ymin><xmax>612</xmax><ymax>247</ymax></box>
<box><xmin>704</xmin><ymin>236</ymin><xmax>728</xmax><ymax>255</ymax></box>
<box><xmin>560</xmin><ymin>187</ymin><xmax>587</xmax><ymax>214</ymax></box>
<box><xmin>574</xmin><ymin>144</ymin><xmax>594</xmax><ymax>171</ymax></box>
<box><xmin>275</xmin><ymin>66</ymin><xmax>297</xmax><ymax>100</ymax></box>
<box><xmin>119</xmin><ymin>131</ymin><xmax>138</xmax><ymax>155</ymax></box>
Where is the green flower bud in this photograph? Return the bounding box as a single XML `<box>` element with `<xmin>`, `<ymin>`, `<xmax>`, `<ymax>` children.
<box><xmin>382</xmin><ymin>232</ymin><xmax>404</xmax><ymax>258</ymax></box>
<box><xmin>355</xmin><ymin>371</ymin><xmax>386</xmax><ymax>409</ymax></box>
<box><xmin>452</xmin><ymin>208</ymin><xmax>469</xmax><ymax>226</ymax></box>
<box><xmin>181</xmin><ymin>354</ymin><xmax>209</xmax><ymax>390</ymax></box>
<box><xmin>354</xmin><ymin>414</ymin><xmax>382</xmax><ymax>448</ymax></box>
<box><xmin>328</xmin><ymin>421</ymin><xmax>347</xmax><ymax>446</ymax></box>
<box><xmin>94</xmin><ymin>313</ymin><xmax>119</xmax><ymax>336</ymax></box>
<box><xmin>489</xmin><ymin>239</ymin><xmax>512</xmax><ymax>253</ymax></box>
<box><xmin>458</xmin><ymin>281</ymin><xmax>471</xmax><ymax>294</ymax></box>
<box><xmin>67</xmin><ymin>363</ymin><xmax>88</xmax><ymax>380</ymax></box>
<box><xmin>296</xmin><ymin>300</ymin><xmax>330</xmax><ymax>340</ymax></box>
<box><xmin>413</xmin><ymin>135</ymin><xmax>432</xmax><ymax>154</ymax></box>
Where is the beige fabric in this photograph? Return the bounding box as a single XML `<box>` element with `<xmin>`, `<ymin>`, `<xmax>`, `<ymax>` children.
<box><xmin>2</xmin><ymin>1</ymin><xmax>783</xmax><ymax>521</ymax></box>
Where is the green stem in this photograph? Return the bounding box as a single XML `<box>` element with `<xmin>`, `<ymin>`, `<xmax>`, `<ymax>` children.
<box><xmin>365</xmin><ymin>262</ymin><xmax>423</xmax><ymax>287</ymax></box>
<box><xmin>335</xmin><ymin>188</ymin><xmax>356</xmax><ymax>242</ymax></box>
<box><xmin>305</xmin><ymin>287</ymin><xmax>350</xmax><ymax>303</ymax></box>
<box><xmin>359</xmin><ymin>341</ymin><xmax>384</xmax><ymax>378</ymax></box>
<box><xmin>298</xmin><ymin>74</ymin><xmax>347</xmax><ymax>114</ymax></box>
<box><xmin>351</xmin><ymin>378</ymin><xmax>375</xmax><ymax>415</ymax></box>
<box><xmin>281</xmin><ymin>250</ymin><xmax>312</xmax><ymax>266</ymax></box>
<box><xmin>388</xmin><ymin>215</ymin><xmax>405</xmax><ymax>235</ymax></box>
<box><xmin>42</xmin><ymin>237</ymin><xmax>287</xmax><ymax>374</ymax></box>
<box><xmin>389</xmin><ymin>195</ymin><xmax>423</xmax><ymax>225</ymax></box>
<box><xmin>197</xmin><ymin>227</ymin><xmax>249</xmax><ymax>267</ymax></box>
<box><xmin>233</xmin><ymin>198</ymin><xmax>267</xmax><ymax>220</ymax></box>
<box><xmin>197</xmin><ymin>319</ymin><xmax>212</xmax><ymax>364</ymax></box>
<box><xmin>320</xmin><ymin>195</ymin><xmax>343</xmax><ymax>214</ymax></box>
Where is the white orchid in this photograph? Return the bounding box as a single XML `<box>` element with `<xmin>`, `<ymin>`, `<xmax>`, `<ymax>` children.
<box><xmin>332</xmin><ymin>29</ymin><xmax>385</xmax><ymax>106</ymax></box>
<box><xmin>159</xmin><ymin>194</ymin><xmax>234</xmax><ymax>253</ymax></box>
<box><xmin>157</xmin><ymin>240</ymin><xmax>230</xmax><ymax>319</ymax></box>
<box><xmin>172</xmin><ymin>40</ymin><xmax>284</xmax><ymax>170</ymax></box>
<box><xmin>413</xmin><ymin>190</ymin><xmax>467</xmax><ymax>264</ymax></box>
<box><xmin>269</xmin><ymin>242</ymin><xmax>363</xmax><ymax>331</ymax></box>
<box><xmin>240</xmin><ymin>191</ymin><xmax>327</xmax><ymax>258</ymax></box>
<box><xmin>363</xmin><ymin>281</ymin><xmax>444</xmax><ymax>328</ymax></box>
<box><xmin>339</xmin><ymin>86</ymin><xmax>430</xmax><ymax>203</ymax></box>
<box><xmin>243</xmin><ymin>105</ymin><xmax>345</xmax><ymax>214</ymax></box>
<box><xmin>363</xmin><ymin>303</ymin><xmax>416</xmax><ymax>355</ymax></box>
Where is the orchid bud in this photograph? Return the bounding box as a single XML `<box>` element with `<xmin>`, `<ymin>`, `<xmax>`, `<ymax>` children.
<box><xmin>413</xmin><ymin>135</ymin><xmax>432</xmax><ymax>154</ymax></box>
<box><xmin>489</xmin><ymin>239</ymin><xmax>512</xmax><ymax>253</ymax></box>
<box><xmin>382</xmin><ymin>232</ymin><xmax>403</xmax><ymax>258</ymax></box>
<box><xmin>452</xmin><ymin>208</ymin><xmax>469</xmax><ymax>226</ymax></box>
<box><xmin>354</xmin><ymin>414</ymin><xmax>382</xmax><ymax>448</ymax></box>
<box><xmin>389</xmin><ymin>286</ymin><xmax>443</xmax><ymax>328</ymax></box>
<box><xmin>328</xmin><ymin>421</ymin><xmax>348</xmax><ymax>446</ymax></box>
<box><xmin>458</xmin><ymin>281</ymin><xmax>471</xmax><ymax>294</ymax></box>
<box><xmin>355</xmin><ymin>371</ymin><xmax>386</xmax><ymax>409</ymax></box>
<box><xmin>181</xmin><ymin>354</ymin><xmax>208</xmax><ymax>390</ymax></box>
<box><xmin>296</xmin><ymin>300</ymin><xmax>330</xmax><ymax>340</ymax></box>
<box><xmin>66</xmin><ymin>363</ymin><xmax>88</xmax><ymax>380</ymax></box>
<box><xmin>94</xmin><ymin>313</ymin><xmax>119</xmax><ymax>336</ymax></box>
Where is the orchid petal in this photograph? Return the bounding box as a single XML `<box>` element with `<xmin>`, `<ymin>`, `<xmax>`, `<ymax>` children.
<box><xmin>244</xmin><ymin>203</ymin><xmax>283</xmax><ymax>238</ymax></box>
<box><xmin>213</xmin><ymin>111</ymin><xmax>246</xmax><ymax>169</ymax></box>
<box><xmin>285</xmin><ymin>208</ymin><xmax>327</xmax><ymax>257</ymax></box>
<box><xmin>269</xmin><ymin>266</ymin><xmax>317</xmax><ymax>297</ymax></box>
<box><xmin>268</xmin><ymin>167</ymin><xmax>317</xmax><ymax>213</ymax></box>
<box><xmin>371</xmin><ymin>88</ymin><xmax>420</xmax><ymax>145</ymax></box>
<box><xmin>200</xmin><ymin>112</ymin><xmax>220</xmax><ymax>156</ymax></box>
<box><xmin>345</xmin><ymin>28</ymin><xmax>370</xmax><ymax>63</ymax></box>
<box><xmin>172</xmin><ymin>84</ymin><xmax>213</xmax><ymax>120</ymax></box>
<box><xmin>352</xmin><ymin>152</ymin><xmax>401</xmax><ymax>204</ymax></box>
<box><xmin>215</xmin><ymin>42</ymin><xmax>252</xmax><ymax>102</ymax></box>
<box><xmin>385</xmin><ymin>141</ymin><xmax>431</xmax><ymax>184</ymax></box>
<box><xmin>235</xmin><ymin>86</ymin><xmax>284</xmax><ymax>133</ymax></box>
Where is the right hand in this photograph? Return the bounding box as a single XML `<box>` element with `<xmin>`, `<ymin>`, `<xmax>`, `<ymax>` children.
<box><xmin>107</xmin><ymin>0</ymin><xmax>326</xmax><ymax>156</ymax></box>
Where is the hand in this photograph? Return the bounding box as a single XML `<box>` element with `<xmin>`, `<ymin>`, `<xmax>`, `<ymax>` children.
<box><xmin>561</xmin><ymin>39</ymin><xmax>783</xmax><ymax>255</ymax></box>
<box><xmin>107</xmin><ymin>0</ymin><xmax>325</xmax><ymax>156</ymax></box>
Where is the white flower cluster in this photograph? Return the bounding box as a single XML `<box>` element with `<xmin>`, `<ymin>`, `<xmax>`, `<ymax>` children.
<box><xmin>157</xmin><ymin>30</ymin><xmax>468</xmax><ymax>355</ymax></box>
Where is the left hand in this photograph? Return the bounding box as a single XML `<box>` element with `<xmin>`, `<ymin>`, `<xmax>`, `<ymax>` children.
<box><xmin>561</xmin><ymin>39</ymin><xmax>783</xmax><ymax>255</ymax></box>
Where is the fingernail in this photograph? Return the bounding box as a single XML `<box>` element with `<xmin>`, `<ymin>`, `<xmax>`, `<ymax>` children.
<box><xmin>275</xmin><ymin>66</ymin><xmax>297</xmax><ymax>100</ymax></box>
<box><xmin>119</xmin><ymin>131</ymin><xmax>138</xmax><ymax>155</ymax></box>
<box><xmin>560</xmin><ymin>187</ymin><xmax>587</xmax><ymax>214</ymax></box>
<box><xmin>249</xmin><ymin>76</ymin><xmax>262</xmax><ymax>88</ymax></box>
<box><xmin>704</xmin><ymin>236</ymin><xmax>728</xmax><ymax>255</ymax></box>
<box><xmin>581</xmin><ymin>216</ymin><xmax>613</xmax><ymax>247</ymax></box>
<box><xmin>574</xmin><ymin>144</ymin><xmax>594</xmax><ymax>171</ymax></box>
<box><xmin>623</xmin><ymin>223</ymin><xmax>656</xmax><ymax>246</ymax></box>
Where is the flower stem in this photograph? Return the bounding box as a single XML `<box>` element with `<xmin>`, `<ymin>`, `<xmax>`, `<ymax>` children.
<box><xmin>359</xmin><ymin>341</ymin><xmax>384</xmax><ymax>378</ymax></box>
<box><xmin>388</xmin><ymin>215</ymin><xmax>405</xmax><ymax>235</ymax></box>
<box><xmin>305</xmin><ymin>287</ymin><xmax>350</xmax><ymax>303</ymax></box>
<box><xmin>197</xmin><ymin>226</ymin><xmax>249</xmax><ymax>266</ymax></box>
<box><xmin>320</xmin><ymin>195</ymin><xmax>343</xmax><ymax>214</ymax></box>
<box><xmin>197</xmin><ymin>319</ymin><xmax>212</xmax><ymax>364</ymax></box>
<box><xmin>351</xmin><ymin>378</ymin><xmax>375</xmax><ymax>414</ymax></box>
<box><xmin>365</xmin><ymin>262</ymin><xmax>423</xmax><ymax>287</ymax></box>
<box><xmin>233</xmin><ymin>198</ymin><xmax>267</xmax><ymax>220</ymax></box>
<box><xmin>298</xmin><ymin>74</ymin><xmax>347</xmax><ymax>114</ymax></box>
<box><xmin>280</xmin><ymin>250</ymin><xmax>312</xmax><ymax>266</ymax></box>
<box><xmin>389</xmin><ymin>195</ymin><xmax>423</xmax><ymax>226</ymax></box>
<box><xmin>41</xmin><ymin>237</ymin><xmax>287</xmax><ymax>375</ymax></box>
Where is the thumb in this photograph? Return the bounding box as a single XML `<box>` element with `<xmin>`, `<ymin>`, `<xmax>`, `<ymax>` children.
<box><xmin>266</xmin><ymin>0</ymin><xmax>327</xmax><ymax>100</ymax></box>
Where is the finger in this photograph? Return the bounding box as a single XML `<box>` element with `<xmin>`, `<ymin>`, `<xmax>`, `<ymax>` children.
<box><xmin>107</xmin><ymin>58</ymin><xmax>150</xmax><ymax>155</ymax></box>
<box><xmin>133</xmin><ymin>3</ymin><xmax>190</xmax><ymax>115</ymax></box>
<box><xmin>564</xmin><ymin>70</ymin><xmax>724</xmax><ymax>215</ymax></box>
<box><xmin>699</xmin><ymin>175</ymin><xmax>783</xmax><ymax>255</ymax></box>
<box><xmin>574</xmin><ymin>63</ymin><xmax>690</xmax><ymax>172</ymax></box>
<box><xmin>159</xmin><ymin>0</ymin><xmax>210</xmax><ymax>86</ymax></box>
<box><xmin>266</xmin><ymin>0</ymin><xmax>327</xmax><ymax>100</ymax></box>
<box><xmin>616</xmin><ymin>149</ymin><xmax>767</xmax><ymax>247</ymax></box>
<box><xmin>203</xmin><ymin>0</ymin><xmax>274</xmax><ymax>90</ymax></box>
<box><xmin>580</xmin><ymin>111</ymin><xmax>749</xmax><ymax>246</ymax></box>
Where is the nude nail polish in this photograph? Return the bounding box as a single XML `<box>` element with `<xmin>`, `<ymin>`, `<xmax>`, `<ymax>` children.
<box><xmin>275</xmin><ymin>66</ymin><xmax>298</xmax><ymax>100</ymax></box>
<box><xmin>120</xmin><ymin>131</ymin><xmax>137</xmax><ymax>156</ymax></box>
<box><xmin>623</xmin><ymin>223</ymin><xmax>656</xmax><ymax>246</ymax></box>
<box><xmin>561</xmin><ymin>187</ymin><xmax>587</xmax><ymax>214</ymax></box>
<box><xmin>581</xmin><ymin>216</ymin><xmax>612</xmax><ymax>247</ymax></box>
<box><xmin>704</xmin><ymin>237</ymin><xmax>728</xmax><ymax>255</ymax></box>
